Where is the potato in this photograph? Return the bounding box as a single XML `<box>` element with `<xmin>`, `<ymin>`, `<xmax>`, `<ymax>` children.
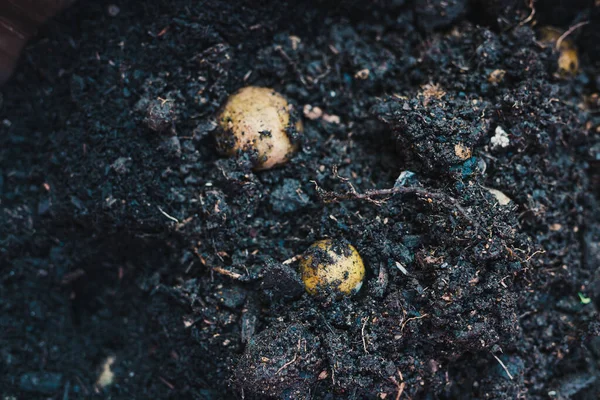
<box><xmin>299</xmin><ymin>239</ymin><xmax>365</xmax><ymax>297</ymax></box>
<box><xmin>538</xmin><ymin>26</ymin><xmax>579</xmax><ymax>76</ymax></box>
<box><xmin>558</xmin><ymin>48</ymin><xmax>579</xmax><ymax>76</ymax></box>
<box><xmin>216</xmin><ymin>86</ymin><xmax>301</xmax><ymax>170</ymax></box>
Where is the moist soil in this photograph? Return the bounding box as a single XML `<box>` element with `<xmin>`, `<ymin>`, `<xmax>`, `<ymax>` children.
<box><xmin>2</xmin><ymin>0</ymin><xmax>600</xmax><ymax>399</ymax></box>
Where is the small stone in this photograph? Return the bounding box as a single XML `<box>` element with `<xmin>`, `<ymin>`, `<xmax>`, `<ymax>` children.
<box><xmin>289</xmin><ymin>35</ymin><xmax>301</xmax><ymax>50</ymax></box>
<box><xmin>110</xmin><ymin>157</ymin><xmax>132</xmax><ymax>175</ymax></box>
<box><xmin>394</xmin><ymin>171</ymin><xmax>418</xmax><ymax>188</ymax></box>
<box><xmin>488</xmin><ymin>69</ymin><xmax>506</xmax><ymax>84</ymax></box>
<box><xmin>486</xmin><ymin>187</ymin><xmax>511</xmax><ymax>205</ymax></box>
<box><xmin>107</xmin><ymin>4</ymin><xmax>120</xmax><ymax>17</ymax></box>
<box><xmin>96</xmin><ymin>356</ymin><xmax>116</xmax><ymax>388</ymax></box>
<box><xmin>550</xmin><ymin>223</ymin><xmax>562</xmax><ymax>231</ymax></box>
<box><xmin>354</xmin><ymin>68</ymin><xmax>370</xmax><ymax>79</ymax></box>
<box><xmin>491</xmin><ymin>126</ymin><xmax>510</xmax><ymax>149</ymax></box>
<box><xmin>192</xmin><ymin>119</ymin><xmax>217</xmax><ymax>141</ymax></box>
<box><xmin>303</xmin><ymin>104</ymin><xmax>323</xmax><ymax>120</ymax></box>
<box><xmin>322</xmin><ymin>113</ymin><xmax>341</xmax><ymax>124</ymax></box>
<box><xmin>144</xmin><ymin>98</ymin><xmax>175</xmax><ymax>133</ymax></box>
<box><xmin>454</xmin><ymin>143</ymin><xmax>472</xmax><ymax>160</ymax></box>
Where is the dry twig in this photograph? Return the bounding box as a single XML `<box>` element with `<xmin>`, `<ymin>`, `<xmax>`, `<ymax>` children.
<box><xmin>492</xmin><ymin>354</ymin><xmax>514</xmax><ymax>380</ymax></box>
<box><xmin>311</xmin><ymin>181</ymin><xmax>477</xmax><ymax>227</ymax></box>
<box><xmin>275</xmin><ymin>353</ymin><xmax>298</xmax><ymax>375</ymax></box>
<box><xmin>389</xmin><ymin>370</ymin><xmax>406</xmax><ymax>400</ymax></box>
<box><xmin>400</xmin><ymin>313</ymin><xmax>429</xmax><ymax>333</ymax></box>
<box><xmin>158</xmin><ymin>206</ymin><xmax>179</xmax><ymax>223</ymax></box>
<box><xmin>212</xmin><ymin>266</ymin><xmax>243</xmax><ymax>280</ymax></box>
<box><xmin>283</xmin><ymin>255</ymin><xmax>301</xmax><ymax>265</ymax></box>
<box><xmin>361</xmin><ymin>317</ymin><xmax>370</xmax><ymax>354</ymax></box>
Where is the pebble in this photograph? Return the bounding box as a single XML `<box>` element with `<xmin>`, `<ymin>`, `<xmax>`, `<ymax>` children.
<box><xmin>110</xmin><ymin>157</ymin><xmax>133</xmax><ymax>175</ymax></box>
<box><xmin>394</xmin><ymin>170</ymin><xmax>417</xmax><ymax>188</ymax></box>
<box><xmin>491</xmin><ymin>126</ymin><xmax>510</xmax><ymax>149</ymax></box>
<box><xmin>107</xmin><ymin>4</ymin><xmax>120</xmax><ymax>17</ymax></box>
<box><xmin>485</xmin><ymin>187</ymin><xmax>512</xmax><ymax>205</ymax></box>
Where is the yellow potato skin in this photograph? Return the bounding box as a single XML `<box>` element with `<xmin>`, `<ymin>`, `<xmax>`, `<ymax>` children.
<box><xmin>216</xmin><ymin>86</ymin><xmax>300</xmax><ymax>170</ymax></box>
<box><xmin>538</xmin><ymin>26</ymin><xmax>579</xmax><ymax>76</ymax></box>
<box><xmin>558</xmin><ymin>48</ymin><xmax>578</xmax><ymax>76</ymax></box>
<box><xmin>299</xmin><ymin>239</ymin><xmax>365</xmax><ymax>296</ymax></box>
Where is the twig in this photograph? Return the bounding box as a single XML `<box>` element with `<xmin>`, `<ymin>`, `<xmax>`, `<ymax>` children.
<box><xmin>397</xmin><ymin>382</ymin><xmax>405</xmax><ymax>400</ymax></box>
<box><xmin>311</xmin><ymin>181</ymin><xmax>477</xmax><ymax>227</ymax></box>
<box><xmin>276</xmin><ymin>353</ymin><xmax>298</xmax><ymax>375</ymax></box>
<box><xmin>158</xmin><ymin>206</ymin><xmax>179</xmax><ymax>223</ymax></box>
<box><xmin>361</xmin><ymin>317</ymin><xmax>370</xmax><ymax>354</ymax></box>
<box><xmin>556</xmin><ymin>21</ymin><xmax>589</xmax><ymax>50</ymax></box>
<box><xmin>283</xmin><ymin>255</ymin><xmax>301</xmax><ymax>265</ymax></box>
<box><xmin>400</xmin><ymin>313</ymin><xmax>429</xmax><ymax>333</ymax></box>
<box><xmin>175</xmin><ymin>216</ymin><xmax>194</xmax><ymax>230</ymax></box>
<box><xmin>61</xmin><ymin>268</ymin><xmax>86</xmax><ymax>285</ymax></box>
<box><xmin>212</xmin><ymin>266</ymin><xmax>258</xmax><ymax>282</ymax></box>
<box><xmin>492</xmin><ymin>354</ymin><xmax>513</xmax><ymax>380</ymax></box>
<box><xmin>159</xmin><ymin>376</ymin><xmax>175</xmax><ymax>390</ymax></box>
<box><xmin>212</xmin><ymin>266</ymin><xmax>243</xmax><ymax>280</ymax></box>
<box><xmin>518</xmin><ymin>0</ymin><xmax>535</xmax><ymax>27</ymax></box>
<box><xmin>525</xmin><ymin>249</ymin><xmax>545</xmax><ymax>262</ymax></box>
<box><xmin>389</xmin><ymin>370</ymin><xmax>406</xmax><ymax>400</ymax></box>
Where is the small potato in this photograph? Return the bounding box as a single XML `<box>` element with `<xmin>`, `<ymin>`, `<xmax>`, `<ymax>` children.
<box><xmin>299</xmin><ymin>239</ymin><xmax>365</xmax><ymax>297</ymax></box>
<box><xmin>538</xmin><ymin>26</ymin><xmax>579</xmax><ymax>76</ymax></box>
<box><xmin>558</xmin><ymin>48</ymin><xmax>579</xmax><ymax>76</ymax></box>
<box><xmin>216</xmin><ymin>86</ymin><xmax>301</xmax><ymax>170</ymax></box>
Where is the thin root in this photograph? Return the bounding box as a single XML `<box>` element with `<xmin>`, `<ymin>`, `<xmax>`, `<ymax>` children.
<box><xmin>518</xmin><ymin>0</ymin><xmax>535</xmax><ymax>27</ymax></box>
<box><xmin>556</xmin><ymin>21</ymin><xmax>589</xmax><ymax>50</ymax></box>
<box><xmin>400</xmin><ymin>313</ymin><xmax>429</xmax><ymax>333</ymax></box>
<box><xmin>276</xmin><ymin>353</ymin><xmax>298</xmax><ymax>375</ymax></box>
<box><xmin>362</xmin><ymin>317</ymin><xmax>370</xmax><ymax>354</ymax></box>
<box><xmin>492</xmin><ymin>353</ymin><xmax>514</xmax><ymax>380</ymax></box>
<box><xmin>212</xmin><ymin>266</ymin><xmax>243</xmax><ymax>280</ymax></box>
<box><xmin>389</xmin><ymin>369</ymin><xmax>406</xmax><ymax>400</ymax></box>
<box><xmin>311</xmin><ymin>181</ymin><xmax>478</xmax><ymax>227</ymax></box>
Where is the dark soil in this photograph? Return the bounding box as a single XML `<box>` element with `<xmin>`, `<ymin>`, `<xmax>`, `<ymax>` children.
<box><xmin>2</xmin><ymin>0</ymin><xmax>600</xmax><ymax>399</ymax></box>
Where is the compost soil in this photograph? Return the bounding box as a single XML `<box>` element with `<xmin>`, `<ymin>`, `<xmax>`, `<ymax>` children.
<box><xmin>2</xmin><ymin>0</ymin><xmax>600</xmax><ymax>399</ymax></box>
